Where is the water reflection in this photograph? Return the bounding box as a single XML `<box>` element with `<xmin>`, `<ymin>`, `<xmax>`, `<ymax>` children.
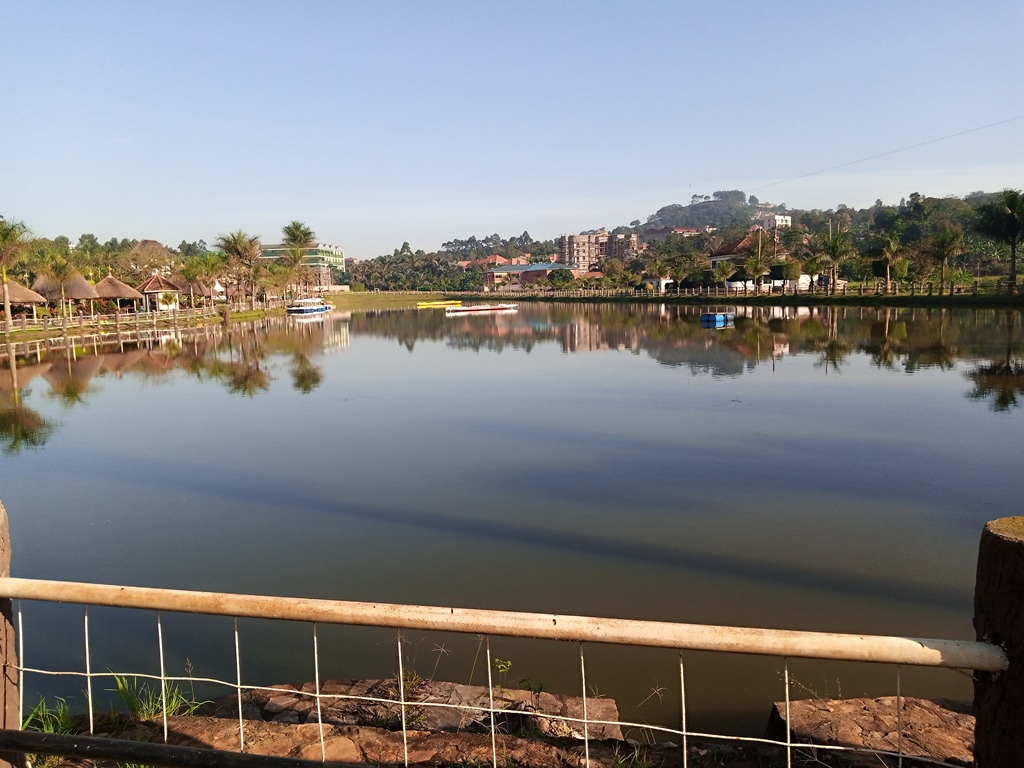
<box><xmin>965</xmin><ymin>310</ymin><xmax>1024</xmax><ymax>411</ymax></box>
<box><xmin>3</xmin><ymin>305</ymin><xmax>1024</xmax><ymax>408</ymax></box>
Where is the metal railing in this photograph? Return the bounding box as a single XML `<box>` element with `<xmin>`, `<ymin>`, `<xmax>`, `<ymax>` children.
<box><xmin>0</xmin><ymin>576</ymin><xmax>1003</xmax><ymax>768</ymax></box>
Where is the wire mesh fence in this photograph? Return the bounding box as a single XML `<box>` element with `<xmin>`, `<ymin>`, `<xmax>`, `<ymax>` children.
<box><xmin>0</xmin><ymin>578</ymin><xmax>1002</xmax><ymax>768</ymax></box>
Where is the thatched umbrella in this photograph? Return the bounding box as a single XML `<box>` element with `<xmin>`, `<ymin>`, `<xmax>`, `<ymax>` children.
<box><xmin>2</xmin><ymin>279</ymin><xmax>46</xmax><ymax>323</ymax></box>
<box><xmin>3</xmin><ymin>279</ymin><xmax>46</xmax><ymax>305</ymax></box>
<box><xmin>94</xmin><ymin>274</ymin><xmax>143</xmax><ymax>314</ymax></box>
<box><xmin>32</xmin><ymin>273</ymin><xmax>100</xmax><ymax>301</ymax></box>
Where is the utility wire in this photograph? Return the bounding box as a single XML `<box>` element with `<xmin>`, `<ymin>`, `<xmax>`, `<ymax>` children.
<box><xmin>748</xmin><ymin>114</ymin><xmax>1024</xmax><ymax>193</ymax></box>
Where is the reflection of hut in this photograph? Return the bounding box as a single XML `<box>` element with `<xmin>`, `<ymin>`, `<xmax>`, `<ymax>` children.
<box><xmin>0</xmin><ymin>362</ymin><xmax>52</xmax><ymax>399</ymax></box>
<box><xmin>42</xmin><ymin>353</ymin><xmax>104</xmax><ymax>405</ymax></box>
<box><xmin>32</xmin><ymin>274</ymin><xmax>100</xmax><ymax>315</ymax></box>
<box><xmin>135</xmin><ymin>274</ymin><xmax>181</xmax><ymax>311</ymax></box>
<box><xmin>99</xmin><ymin>349</ymin><xmax>147</xmax><ymax>378</ymax></box>
<box><xmin>94</xmin><ymin>275</ymin><xmax>143</xmax><ymax>312</ymax></box>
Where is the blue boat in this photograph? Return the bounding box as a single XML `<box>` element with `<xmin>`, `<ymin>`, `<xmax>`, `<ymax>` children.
<box><xmin>287</xmin><ymin>297</ymin><xmax>334</xmax><ymax>316</ymax></box>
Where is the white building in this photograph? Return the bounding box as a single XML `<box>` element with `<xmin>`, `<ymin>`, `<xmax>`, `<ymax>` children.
<box><xmin>757</xmin><ymin>213</ymin><xmax>792</xmax><ymax>229</ymax></box>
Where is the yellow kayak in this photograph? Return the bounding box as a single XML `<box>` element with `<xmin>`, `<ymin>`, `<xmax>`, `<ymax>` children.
<box><xmin>417</xmin><ymin>300</ymin><xmax>463</xmax><ymax>308</ymax></box>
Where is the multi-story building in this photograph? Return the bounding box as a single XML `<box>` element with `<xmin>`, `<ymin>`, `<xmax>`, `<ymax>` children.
<box><xmin>260</xmin><ymin>243</ymin><xmax>346</xmax><ymax>288</ymax></box>
<box><xmin>555</xmin><ymin>231</ymin><xmax>609</xmax><ymax>270</ymax></box>
<box><xmin>605</xmin><ymin>233</ymin><xmax>640</xmax><ymax>261</ymax></box>
<box><xmin>757</xmin><ymin>214</ymin><xmax>792</xmax><ymax>229</ymax></box>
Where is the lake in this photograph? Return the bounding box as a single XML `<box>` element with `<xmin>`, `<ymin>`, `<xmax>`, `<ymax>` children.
<box><xmin>2</xmin><ymin>302</ymin><xmax>1022</xmax><ymax>736</ymax></box>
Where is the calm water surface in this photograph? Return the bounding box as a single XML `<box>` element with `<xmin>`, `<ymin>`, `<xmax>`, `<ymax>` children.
<box><xmin>2</xmin><ymin>303</ymin><xmax>1022</xmax><ymax>734</ymax></box>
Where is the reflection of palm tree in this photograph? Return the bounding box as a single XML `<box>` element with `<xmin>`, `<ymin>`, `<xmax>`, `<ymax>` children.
<box><xmin>965</xmin><ymin>310</ymin><xmax>1024</xmax><ymax>410</ymax></box>
<box><xmin>0</xmin><ymin>404</ymin><xmax>55</xmax><ymax>455</ymax></box>
<box><xmin>290</xmin><ymin>352</ymin><xmax>323</xmax><ymax>393</ymax></box>
<box><xmin>226</xmin><ymin>362</ymin><xmax>269</xmax><ymax>396</ymax></box>
<box><xmin>905</xmin><ymin>310</ymin><xmax>958</xmax><ymax>372</ymax></box>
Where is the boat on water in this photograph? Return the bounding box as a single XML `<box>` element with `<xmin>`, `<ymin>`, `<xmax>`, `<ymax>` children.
<box><xmin>444</xmin><ymin>303</ymin><xmax>518</xmax><ymax>315</ymax></box>
<box><xmin>417</xmin><ymin>300</ymin><xmax>463</xmax><ymax>308</ymax></box>
<box><xmin>287</xmin><ymin>297</ymin><xmax>334</xmax><ymax>316</ymax></box>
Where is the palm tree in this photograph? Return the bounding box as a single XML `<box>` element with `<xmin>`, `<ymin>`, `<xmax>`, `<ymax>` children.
<box><xmin>0</xmin><ymin>218</ymin><xmax>31</xmax><ymax>343</ymax></box>
<box><xmin>927</xmin><ymin>230</ymin><xmax>964</xmax><ymax>296</ymax></box>
<box><xmin>282</xmin><ymin>221</ymin><xmax>315</xmax><ymax>297</ymax></box>
<box><xmin>975</xmin><ymin>188</ymin><xmax>1024</xmax><ymax>293</ymax></box>
<box><xmin>177</xmin><ymin>257</ymin><xmax>204</xmax><ymax>309</ymax></box>
<box><xmin>874</xmin><ymin>224</ymin><xmax>904</xmax><ymax>294</ymax></box>
<box><xmin>740</xmin><ymin>231</ymin><xmax>772</xmax><ymax>293</ymax></box>
<box><xmin>38</xmin><ymin>253</ymin><xmax>85</xmax><ymax>334</ymax></box>
<box><xmin>197</xmin><ymin>252</ymin><xmax>227</xmax><ymax>309</ymax></box>
<box><xmin>813</xmin><ymin>227</ymin><xmax>855</xmax><ymax>295</ymax></box>
<box><xmin>215</xmin><ymin>231</ymin><xmax>262</xmax><ymax>311</ymax></box>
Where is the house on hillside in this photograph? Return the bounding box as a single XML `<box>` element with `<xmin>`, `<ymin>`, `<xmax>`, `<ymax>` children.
<box><xmin>484</xmin><ymin>263</ymin><xmax>589</xmax><ymax>289</ymax></box>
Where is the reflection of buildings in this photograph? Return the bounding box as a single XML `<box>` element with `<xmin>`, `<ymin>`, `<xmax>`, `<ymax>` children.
<box><xmin>320</xmin><ymin>315</ymin><xmax>351</xmax><ymax>353</ymax></box>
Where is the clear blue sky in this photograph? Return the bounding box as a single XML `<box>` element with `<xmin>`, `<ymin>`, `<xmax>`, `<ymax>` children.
<box><xmin>2</xmin><ymin>0</ymin><xmax>1022</xmax><ymax>260</ymax></box>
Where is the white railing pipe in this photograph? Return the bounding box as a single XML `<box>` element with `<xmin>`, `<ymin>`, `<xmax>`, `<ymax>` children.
<box><xmin>0</xmin><ymin>577</ymin><xmax>1006</xmax><ymax>671</ymax></box>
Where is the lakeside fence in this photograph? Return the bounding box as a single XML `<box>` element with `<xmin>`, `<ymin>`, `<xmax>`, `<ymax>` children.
<box><xmin>492</xmin><ymin>279</ymin><xmax>1009</xmax><ymax>300</ymax></box>
<box><xmin>0</xmin><ymin>504</ymin><xmax>1020</xmax><ymax>768</ymax></box>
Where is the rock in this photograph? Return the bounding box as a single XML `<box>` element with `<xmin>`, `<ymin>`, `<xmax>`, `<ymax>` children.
<box><xmin>766</xmin><ymin>696</ymin><xmax>974</xmax><ymax>766</ymax></box>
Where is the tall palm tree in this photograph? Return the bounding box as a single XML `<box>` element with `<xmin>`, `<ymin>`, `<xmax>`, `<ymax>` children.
<box><xmin>282</xmin><ymin>221</ymin><xmax>315</xmax><ymax>297</ymax></box>
<box><xmin>177</xmin><ymin>257</ymin><xmax>204</xmax><ymax>309</ymax></box>
<box><xmin>38</xmin><ymin>253</ymin><xmax>86</xmax><ymax>334</ymax></box>
<box><xmin>741</xmin><ymin>230</ymin><xmax>772</xmax><ymax>292</ymax></box>
<box><xmin>927</xmin><ymin>229</ymin><xmax>964</xmax><ymax>296</ymax></box>
<box><xmin>215</xmin><ymin>231</ymin><xmax>262</xmax><ymax>311</ymax></box>
<box><xmin>975</xmin><ymin>188</ymin><xmax>1024</xmax><ymax>293</ymax></box>
<box><xmin>815</xmin><ymin>228</ymin><xmax>856</xmax><ymax>295</ymax></box>
<box><xmin>0</xmin><ymin>218</ymin><xmax>31</xmax><ymax>342</ymax></box>
<box><xmin>874</xmin><ymin>224</ymin><xmax>904</xmax><ymax>294</ymax></box>
<box><xmin>197</xmin><ymin>252</ymin><xmax>227</xmax><ymax>308</ymax></box>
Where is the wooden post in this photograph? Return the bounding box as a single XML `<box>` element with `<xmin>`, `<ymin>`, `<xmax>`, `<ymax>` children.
<box><xmin>0</xmin><ymin>503</ymin><xmax>24</xmax><ymax>768</ymax></box>
<box><xmin>974</xmin><ymin>517</ymin><xmax>1024</xmax><ymax>767</ymax></box>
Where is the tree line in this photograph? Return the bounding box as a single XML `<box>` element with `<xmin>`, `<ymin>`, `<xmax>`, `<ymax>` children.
<box><xmin>0</xmin><ymin>219</ymin><xmax>338</xmax><ymax>327</ymax></box>
<box><xmin>2</xmin><ymin>187</ymin><xmax>1022</xmax><ymax>306</ymax></box>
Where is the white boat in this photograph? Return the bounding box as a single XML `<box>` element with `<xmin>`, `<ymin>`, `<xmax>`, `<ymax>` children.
<box><xmin>287</xmin><ymin>298</ymin><xmax>334</xmax><ymax>316</ymax></box>
<box><xmin>444</xmin><ymin>303</ymin><xmax>518</xmax><ymax>315</ymax></box>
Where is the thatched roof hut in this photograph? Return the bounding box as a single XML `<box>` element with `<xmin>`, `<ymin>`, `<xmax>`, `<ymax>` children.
<box><xmin>2</xmin><ymin>279</ymin><xmax>46</xmax><ymax>304</ymax></box>
<box><xmin>94</xmin><ymin>275</ymin><xmax>143</xmax><ymax>300</ymax></box>
<box><xmin>32</xmin><ymin>274</ymin><xmax>100</xmax><ymax>301</ymax></box>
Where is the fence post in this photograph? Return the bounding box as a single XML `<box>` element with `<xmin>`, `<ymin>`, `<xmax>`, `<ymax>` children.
<box><xmin>974</xmin><ymin>517</ymin><xmax>1024</xmax><ymax>767</ymax></box>
<box><xmin>0</xmin><ymin>502</ymin><xmax>23</xmax><ymax>768</ymax></box>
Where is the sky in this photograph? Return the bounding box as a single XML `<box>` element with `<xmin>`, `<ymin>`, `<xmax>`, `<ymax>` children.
<box><xmin>2</xmin><ymin>0</ymin><xmax>1022</xmax><ymax>261</ymax></box>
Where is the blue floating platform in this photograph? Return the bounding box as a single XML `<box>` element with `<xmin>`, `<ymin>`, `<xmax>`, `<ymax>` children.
<box><xmin>700</xmin><ymin>312</ymin><xmax>735</xmax><ymax>328</ymax></box>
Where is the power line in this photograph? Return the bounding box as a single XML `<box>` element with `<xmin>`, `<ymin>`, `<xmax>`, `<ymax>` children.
<box><xmin>748</xmin><ymin>114</ymin><xmax>1024</xmax><ymax>194</ymax></box>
